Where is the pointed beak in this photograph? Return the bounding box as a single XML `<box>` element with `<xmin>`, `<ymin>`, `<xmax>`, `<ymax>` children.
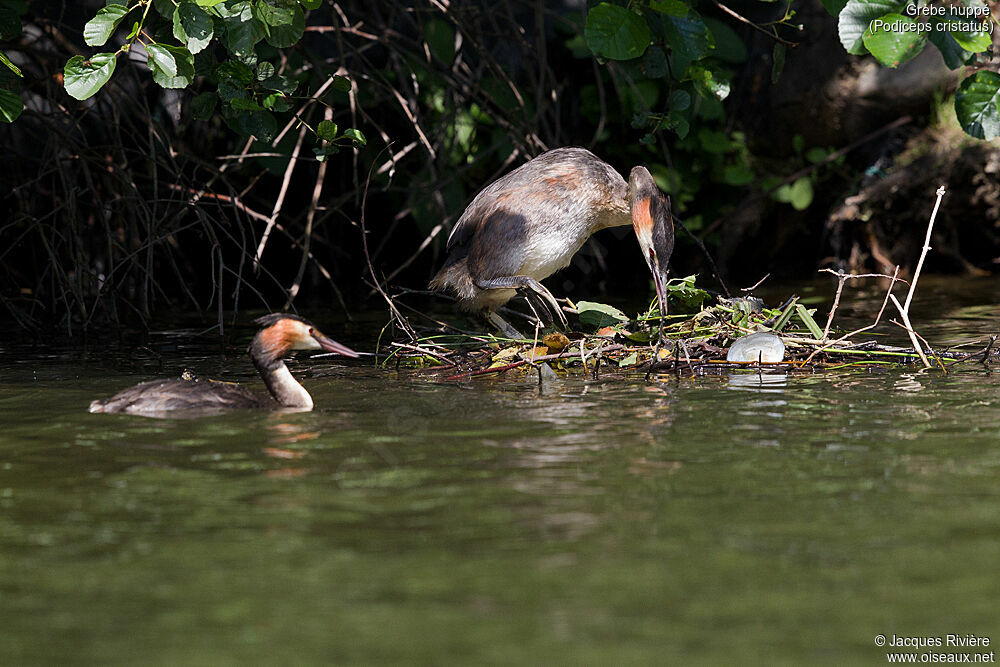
<box><xmin>629</xmin><ymin>167</ymin><xmax>675</xmax><ymax>317</ymax></box>
<box><xmin>313</xmin><ymin>332</ymin><xmax>360</xmax><ymax>358</ymax></box>
<box><xmin>649</xmin><ymin>249</ymin><xmax>669</xmax><ymax>318</ymax></box>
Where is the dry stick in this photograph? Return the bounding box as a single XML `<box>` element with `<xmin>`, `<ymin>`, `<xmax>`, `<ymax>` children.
<box><xmin>254</xmin><ymin>123</ymin><xmax>309</xmax><ymax>270</ymax></box>
<box><xmin>711</xmin><ymin>0</ymin><xmax>798</xmax><ymax>45</ymax></box>
<box><xmin>889</xmin><ymin>185</ymin><xmax>947</xmax><ymax>369</ymax></box>
<box><xmin>887</xmin><ymin>298</ymin><xmax>931</xmax><ymax>367</ymax></box>
<box><xmin>741</xmin><ymin>273</ymin><xmax>771</xmax><ymax>292</ymax></box>
<box><xmin>389</xmin><ymin>342</ymin><xmax>455</xmax><ymax>367</ymax></box>
<box><xmin>801</xmin><ymin>266</ymin><xmax>901</xmax><ymax>366</ymax></box>
<box><xmin>284</xmin><ymin>121</ymin><xmax>329</xmax><ymax>309</ymax></box>
<box><xmin>359</xmin><ymin>155</ymin><xmax>419</xmax><ymax>342</ymax></box>
<box><xmin>817</xmin><ymin>269</ymin><xmax>908</xmax><ymax>341</ymax></box>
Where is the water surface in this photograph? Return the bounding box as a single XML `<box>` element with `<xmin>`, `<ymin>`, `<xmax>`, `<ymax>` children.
<box><xmin>1</xmin><ymin>278</ymin><xmax>999</xmax><ymax>664</ymax></box>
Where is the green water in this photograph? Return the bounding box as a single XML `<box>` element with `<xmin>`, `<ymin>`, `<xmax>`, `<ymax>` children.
<box><xmin>1</xmin><ymin>278</ymin><xmax>999</xmax><ymax>665</ymax></box>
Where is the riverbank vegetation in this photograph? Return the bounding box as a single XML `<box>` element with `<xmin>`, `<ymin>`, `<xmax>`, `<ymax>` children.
<box><xmin>0</xmin><ymin>0</ymin><xmax>997</xmax><ymax>338</ymax></box>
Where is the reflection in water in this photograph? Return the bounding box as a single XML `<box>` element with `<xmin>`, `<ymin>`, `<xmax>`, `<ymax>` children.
<box><xmin>727</xmin><ymin>371</ymin><xmax>788</xmax><ymax>391</ymax></box>
<box><xmin>894</xmin><ymin>372</ymin><xmax>925</xmax><ymax>393</ymax></box>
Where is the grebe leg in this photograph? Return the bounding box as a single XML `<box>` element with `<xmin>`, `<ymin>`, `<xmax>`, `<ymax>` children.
<box><xmin>475</xmin><ymin>276</ymin><xmax>569</xmax><ymax>329</ymax></box>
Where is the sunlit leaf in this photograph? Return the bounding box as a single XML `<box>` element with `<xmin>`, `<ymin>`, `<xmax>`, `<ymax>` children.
<box><xmin>862</xmin><ymin>14</ymin><xmax>927</xmax><ymax>67</ymax></box>
<box><xmin>773</xmin><ymin>177</ymin><xmax>814</xmax><ymax>210</ymax></box>
<box><xmin>64</xmin><ymin>53</ymin><xmax>117</xmax><ymax>100</ymax></box>
<box><xmin>0</xmin><ymin>87</ymin><xmax>22</xmax><ymax>122</ymax></box>
<box><xmin>838</xmin><ymin>0</ymin><xmax>906</xmax><ymax>54</ymax></box>
<box><xmin>955</xmin><ymin>70</ymin><xmax>1000</xmax><ymax>140</ymax></box>
<box><xmin>343</xmin><ymin>127</ymin><xmax>366</xmax><ymax>145</ymax></box>
<box><xmin>173</xmin><ymin>3</ymin><xmax>214</xmax><ymax>54</ymax></box>
<box><xmin>0</xmin><ymin>50</ymin><xmax>21</xmax><ymax>77</ymax></box>
<box><xmin>84</xmin><ymin>4</ymin><xmax>129</xmax><ymax>46</ymax></box>
<box><xmin>317</xmin><ymin>119</ymin><xmax>338</xmax><ymax>140</ymax></box>
<box><xmin>146</xmin><ymin>44</ymin><xmax>194</xmax><ymax>88</ymax></box>
<box><xmin>577</xmin><ymin>301</ymin><xmax>629</xmax><ymax>329</ymax></box>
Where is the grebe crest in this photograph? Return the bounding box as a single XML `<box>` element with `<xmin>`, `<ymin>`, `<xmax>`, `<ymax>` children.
<box><xmin>89</xmin><ymin>314</ymin><xmax>358</xmax><ymax>416</ymax></box>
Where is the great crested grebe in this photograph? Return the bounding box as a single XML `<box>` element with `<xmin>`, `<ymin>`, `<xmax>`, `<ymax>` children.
<box><xmin>429</xmin><ymin>147</ymin><xmax>674</xmax><ymax>333</ymax></box>
<box><xmin>89</xmin><ymin>314</ymin><xmax>358</xmax><ymax>415</ymax></box>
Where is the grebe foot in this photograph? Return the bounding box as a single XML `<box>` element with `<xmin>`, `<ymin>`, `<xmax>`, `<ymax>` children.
<box><xmin>476</xmin><ymin>275</ymin><xmax>569</xmax><ymax>330</ymax></box>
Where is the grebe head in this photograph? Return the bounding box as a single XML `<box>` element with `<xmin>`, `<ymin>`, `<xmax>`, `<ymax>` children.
<box><xmin>628</xmin><ymin>166</ymin><xmax>674</xmax><ymax>317</ymax></box>
<box><xmin>250</xmin><ymin>314</ymin><xmax>359</xmax><ymax>370</ymax></box>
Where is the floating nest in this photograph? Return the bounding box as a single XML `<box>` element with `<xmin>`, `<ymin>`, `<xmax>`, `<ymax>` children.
<box><xmin>381</xmin><ymin>277</ymin><xmax>1000</xmax><ymax>381</ymax></box>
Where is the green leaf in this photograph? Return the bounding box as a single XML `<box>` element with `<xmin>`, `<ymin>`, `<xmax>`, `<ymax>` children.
<box><xmin>238</xmin><ymin>109</ymin><xmax>277</xmax><ymax>140</ymax></box>
<box><xmin>230</xmin><ymin>96</ymin><xmax>263</xmax><ymax>110</ymax></box>
<box><xmin>217</xmin><ymin>78</ymin><xmax>245</xmax><ymax>102</ymax></box>
<box><xmin>222</xmin><ymin>2</ymin><xmax>262</xmax><ymax>56</ymax></box>
<box><xmin>795</xmin><ymin>304</ymin><xmax>824</xmax><ymax>339</ymax></box>
<box><xmin>704</xmin><ymin>17</ymin><xmax>746</xmax><ymax>64</ymax></box>
<box><xmin>173</xmin><ymin>3</ymin><xmax>214</xmax><ymax>54</ymax></box>
<box><xmin>424</xmin><ymin>18</ymin><xmax>455</xmax><ymax>65</ymax></box>
<box><xmin>662</xmin><ymin>13</ymin><xmax>714</xmax><ymax>75</ymax></box>
<box><xmin>261</xmin><ymin>73</ymin><xmax>297</xmax><ymax>93</ymax></box>
<box><xmin>698</xmin><ymin>129</ymin><xmax>731</xmax><ymax>153</ymax></box>
<box><xmin>146</xmin><ymin>44</ymin><xmax>195</xmax><ymax>88</ymax></box>
<box><xmin>64</xmin><ymin>53</ymin><xmax>117</xmax><ymax>100</ymax></box>
<box><xmin>939</xmin><ymin>12</ymin><xmax>992</xmax><ymax>52</ymax></box>
<box><xmin>255</xmin><ymin>61</ymin><xmax>275</xmax><ymax>80</ymax></box>
<box><xmin>83</xmin><ymin>4</ymin><xmax>129</xmax><ymax>47</ymax></box>
<box><xmin>191</xmin><ymin>91</ymin><xmax>217</xmax><ymax>120</ymax></box>
<box><xmin>316</xmin><ymin>119</ymin><xmax>338</xmax><ymax>140</ymax></box>
<box><xmin>197</xmin><ymin>0</ymin><xmax>226</xmax><ymax>6</ymax></box>
<box><xmin>255</xmin><ymin>1</ymin><xmax>304</xmax><ymax>48</ymax></box>
<box><xmin>722</xmin><ymin>164</ymin><xmax>754</xmax><ymax>186</ymax></box>
<box><xmin>927</xmin><ymin>17</ymin><xmax>972</xmax><ymax>70</ymax></box>
<box><xmin>838</xmin><ymin>0</ymin><xmax>906</xmax><ymax>55</ymax></box>
<box><xmin>0</xmin><ymin>0</ymin><xmax>27</xmax><ymax>40</ymax></box>
<box><xmin>254</xmin><ymin>0</ymin><xmax>296</xmax><ymax>25</ymax></box>
<box><xmin>688</xmin><ymin>66</ymin><xmax>729</xmax><ymax>101</ymax></box>
<box><xmin>773</xmin><ymin>177</ymin><xmax>814</xmax><ymax>210</ymax></box>
<box><xmin>618</xmin><ymin>352</ymin><xmax>639</xmax><ymax>367</ymax></box>
<box><xmin>955</xmin><ymin>70</ymin><xmax>1000</xmax><ymax>140</ymax></box>
<box><xmin>642</xmin><ymin>46</ymin><xmax>669</xmax><ymax>78</ymax></box>
<box><xmin>343</xmin><ymin>127</ymin><xmax>366</xmax><ymax>146</ymax></box>
<box><xmin>771</xmin><ymin>42</ymin><xmax>786</xmax><ymax>83</ymax></box>
<box><xmin>299</xmin><ymin>0</ymin><xmax>322</xmax><ymax>8</ymax></box>
<box><xmin>669</xmin><ymin>89</ymin><xmax>690</xmax><ymax>111</ymax></box>
<box><xmin>145</xmin><ymin>43</ymin><xmax>178</xmax><ymax>77</ymax></box>
<box><xmin>584</xmin><ymin>3</ymin><xmax>650</xmax><ymax>61</ymax></box>
<box><xmin>649</xmin><ymin>0</ymin><xmax>688</xmax><ymax>17</ymax></box>
<box><xmin>576</xmin><ymin>301</ymin><xmax>629</xmax><ymax>329</ymax></box>
<box><xmin>0</xmin><ymin>86</ymin><xmax>22</xmax><ymax>122</ymax></box>
<box><xmin>331</xmin><ymin>74</ymin><xmax>351</xmax><ymax>92</ymax></box>
<box><xmin>216</xmin><ymin>60</ymin><xmax>255</xmax><ymax>84</ymax></box>
<box><xmin>806</xmin><ymin>147</ymin><xmax>828</xmax><ymax>163</ymax></box>
<box><xmin>0</xmin><ymin>50</ymin><xmax>21</xmax><ymax>77</ymax></box>
<box><xmin>260</xmin><ymin>92</ymin><xmax>284</xmax><ymax>110</ymax></box>
<box><xmin>862</xmin><ymin>14</ymin><xmax>927</xmax><ymax>67</ymax></box>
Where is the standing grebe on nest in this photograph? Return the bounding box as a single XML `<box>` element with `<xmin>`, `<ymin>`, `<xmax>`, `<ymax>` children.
<box><xmin>89</xmin><ymin>314</ymin><xmax>358</xmax><ymax>415</ymax></box>
<box><xmin>429</xmin><ymin>147</ymin><xmax>674</xmax><ymax>335</ymax></box>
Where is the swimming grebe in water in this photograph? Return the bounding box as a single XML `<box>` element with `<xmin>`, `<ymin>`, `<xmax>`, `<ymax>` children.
<box><xmin>89</xmin><ymin>314</ymin><xmax>358</xmax><ymax>415</ymax></box>
<box><xmin>429</xmin><ymin>147</ymin><xmax>674</xmax><ymax>334</ymax></box>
